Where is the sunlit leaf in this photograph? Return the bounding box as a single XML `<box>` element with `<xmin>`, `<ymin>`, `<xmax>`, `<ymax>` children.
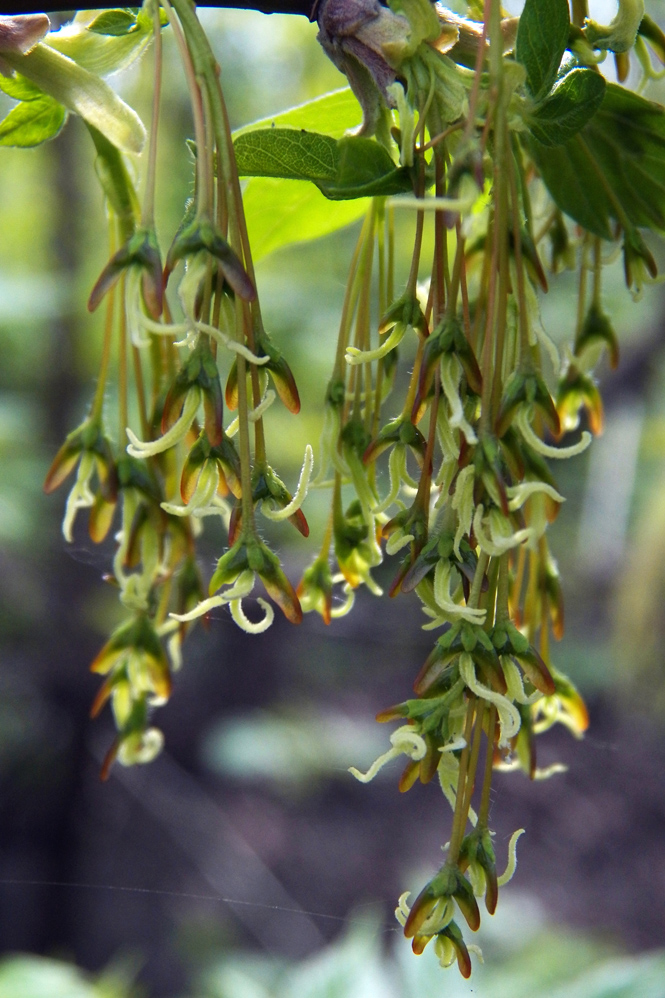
<box><xmin>0</xmin><ymin>96</ymin><xmax>66</xmax><ymax>147</ymax></box>
<box><xmin>87</xmin><ymin>10</ymin><xmax>138</xmax><ymax>36</ymax></box>
<box><xmin>233</xmin><ymin>86</ymin><xmax>362</xmax><ymax>140</ymax></box>
<box><xmin>242</xmin><ymin>177</ymin><xmax>368</xmax><ymax>261</ymax></box>
<box><xmin>235</xmin><ymin>128</ymin><xmax>411</xmax><ymax>199</ymax></box>
<box><xmin>46</xmin><ymin>8</ymin><xmax>154</xmax><ymax>77</ymax></box>
<box><xmin>0</xmin><ymin>72</ymin><xmax>44</xmax><ymax>101</ymax></box>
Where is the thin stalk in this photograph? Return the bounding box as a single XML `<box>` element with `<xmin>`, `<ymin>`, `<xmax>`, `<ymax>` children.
<box><xmin>469</xmin><ymin>550</ymin><xmax>490</xmax><ymax>609</ymax></box>
<box><xmin>592</xmin><ymin>236</ymin><xmax>602</xmax><ymax>306</ymax></box>
<box><xmin>447</xmin><ymin>223</ymin><xmax>466</xmax><ymax>320</ymax></box>
<box><xmin>372</xmin><ymin>202</ymin><xmax>386</xmax><ymax>439</ymax></box>
<box><xmin>132</xmin><ymin>344</ymin><xmax>149</xmax><ymax>441</ymax></box>
<box><xmin>161</xmin><ymin>0</ymin><xmax>211</xmax><ymax>220</ymax></box>
<box><xmin>412</xmin><ymin>370</ymin><xmax>440</xmax><ymax>513</ymax></box>
<box><xmin>337</xmin><ymin>215</ymin><xmax>374</xmax><ymax>394</ymax></box>
<box><xmin>571</xmin><ymin>0</ymin><xmax>589</xmax><ymax>29</ymax></box>
<box><xmin>118</xmin><ymin>276</ymin><xmax>128</xmax><ymax>444</ymax></box>
<box><xmin>506</xmin><ymin>143</ymin><xmax>530</xmax><ymax>359</ymax></box>
<box><xmin>477</xmin><ymin>705</ymin><xmax>497</xmax><ymax>827</ymax></box>
<box><xmin>433</xmin><ymin>152</ymin><xmax>446</xmax><ymax>321</ymax></box>
<box><xmin>235</xmin><ymin>299</ymin><xmax>256</xmax><ymax>529</ymax></box>
<box><xmin>447</xmin><ymin>695</ymin><xmax>477</xmax><ymax>865</ymax></box>
<box><xmin>458</xmin><ymin>221</ymin><xmax>472</xmax><ymax>338</ymax></box>
<box><xmin>141</xmin><ymin>2</ymin><xmax>163</xmax><ymax>229</ymax></box>
<box><xmin>458</xmin><ymin>699</ymin><xmax>486</xmax><ymax>828</ymax></box>
<box><xmin>91</xmin><ymin>276</ymin><xmax>116</xmax><ymax>422</ymax></box>
<box><xmin>494</xmin><ymin>553</ymin><xmax>510</xmax><ymax>626</ymax></box>
<box><xmin>576</xmin><ymin>234</ymin><xmax>590</xmax><ymax>338</ymax></box>
<box><xmin>463</xmin><ymin>0</ymin><xmax>491</xmax><ymax>143</ymax></box>
<box><xmin>401</xmin><ymin>337</ymin><xmax>426</xmax><ymax>421</ymax></box>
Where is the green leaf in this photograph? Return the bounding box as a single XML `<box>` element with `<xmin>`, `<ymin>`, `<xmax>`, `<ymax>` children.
<box><xmin>530</xmin><ymin>83</ymin><xmax>665</xmax><ymax>238</ymax></box>
<box><xmin>234</xmin><ymin>128</ymin><xmax>411</xmax><ymax>200</ymax></box>
<box><xmin>235</xmin><ymin>128</ymin><xmax>338</xmax><ymax>182</ymax></box>
<box><xmin>88</xmin><ymin>10</ymin><xmax>137</xmax><ymax>36</ymax></box>
<box><xmin>242</xmin><ymin>178</ymin><xmax>368</xmax><ymax>261</ymax></box>
<box><xmin>528</xmin><ymin>68</ymin><xmax>606</xmax><ymax>147</ymax></box>
<box><xmin>233</xmin><ymin>87</ymin><xmax>362</xmax><ymax>141</ymax></box>
<box><xmin>323</xmin><ymin>136</ymin><xmax>412</xmax><ymax>199</ymax></box>
<box><xmin>0</xmin><ymin>97</ymin><xmax>66</xmax><ymax>147</ymax></box>
<box><xmin>516</xmin><ymin>0</ymin><xmax>570</xmax><ymax>100</ymax></box>
<box><xmin>0</xmin><ymin>73</ymin><xmax>44</xmax><ymax>102</ymax></box>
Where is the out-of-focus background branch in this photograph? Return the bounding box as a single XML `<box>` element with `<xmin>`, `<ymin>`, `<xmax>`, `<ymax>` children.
<box><xmin>2</xmin><ymin>3</ymin><xmax>665</xmax><ymax>996</ymax></box>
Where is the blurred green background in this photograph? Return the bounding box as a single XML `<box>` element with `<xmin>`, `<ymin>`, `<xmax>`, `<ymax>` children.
<box><xmin>2</xmin><ymin>4</ymin><xmax>665</xmax><ymax>997</ymax></box>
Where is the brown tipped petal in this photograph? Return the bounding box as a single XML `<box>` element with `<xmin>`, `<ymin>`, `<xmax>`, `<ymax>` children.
<box><xmin>43</xmin><ymin>444</ymin><xmax>80</xmax><ymax>493</ymax></box>
<box><xmin>403</xmin><ymin>888</ymin><xmax>438</xmax><ymax>939</ymax></box>
<box><xmin>398</xmin><ymin>759</ymin><xmax>420</xmax><ymax>793</ymax></box>
<box><xmin>88</xmin><ymin>494</ymin><xmax>117</xmax><ymax>544</ymax></box>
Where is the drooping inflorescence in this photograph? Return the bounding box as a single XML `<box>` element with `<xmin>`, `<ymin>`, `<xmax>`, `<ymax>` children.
<box><xmin>1</xmin><ymin>0</ymin><xmax>662</xmax><ymax>974</ymax></box>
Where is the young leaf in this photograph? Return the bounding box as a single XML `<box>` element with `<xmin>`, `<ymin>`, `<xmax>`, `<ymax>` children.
<box><xmin>527</xmin><ymin>68</ymin><xmax>606</xmax><ymax>147</ymax></box>
<box><xmin>46</xmin><ymin>8</ymin><xmax>153</xmax><ymax>78</ymax></box>
<box><xmin>530</xmin><ymin>83</ymin><xmax>665</xmax><ymax>238</ymax></box>
<box><xmin>242</xmin><ymin>177</ymin><xmax>368</xmax><ymax>261</ymax></box>
<box><xmin>87</xmin><ymin>10</ymin><xmax>138</xmax><ymax>37</ymax></box>
<box><xmin>0</xmin><ymin>72</ymin><xmax>44</xmax><ymax>101</ymax></box>
<box><xmin>234</xmin><ymin>128</ymin><xmax>338</xmax><ymax>183</ymax></box>
<box><xmin>234</xmin><ymin>128</ymin><xmax>411</xmax><ymax>200</ymax></box>
<box><xmin>0</xmin><ymin>96</ymin><xmax>66</xmax><ymax>147</ymax></box>
<box><xmin>515</xmin><ymin>0</ymin><xmax>570</xmax><ymax>101</ymax></box>
<box><xmin>233</xmin><ymin>87</ymin><xmax>362</xmax><ymax>140</ymax></box>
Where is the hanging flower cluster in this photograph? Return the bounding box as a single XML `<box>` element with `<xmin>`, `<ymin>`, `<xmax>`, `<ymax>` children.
<box><xmin>27</xmin><ymin>0</ymin><xmax>313</xmax><ymax>776</ymax></box>
<box><xmin>3</xmin><ymin>0</ymin><xmax>661</xmax><ymax>974</ymax></box>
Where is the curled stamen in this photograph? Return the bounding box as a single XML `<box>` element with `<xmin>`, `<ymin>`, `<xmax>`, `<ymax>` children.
<box><xmin>170</xmin><ymin>570</ymin><xmax>255</xmax><ymax>622</ymax></box>
<box><xmin>349</xmin><ymin>724</ymin><xmax>427</xmax><ymax>783</ymax></box>
<box><xmin>501</xmin><ymin>656</ymin><xmax>541</xmax><ymax>705</ymax></box>
<box><xmin>440</xmin><ymin>355</ymin><xmax>477</xmax><ymax>444</ymax></box>
<box><xmin>507</xmin><ymin>481</ymin><xmax>565</xmax><ymax>510</ymax></box>
<box><xmin>345</xmin><ymin>322</ymin><xmax>406</xmax><ymax>365</ymax></box>
<box><xmin>439</xmin><ymin>736</ymin><xmax>467</xmax><ymax>754</ymax></box>
<box><xmin>497</xmin><ymin>828</ymin><xmax>525</xmax><ymax>886</ymax></box>
<box><xmin>433</xmin><ymin>560</ymin><xmax>486</xmax><ymax>624</ymax></box>
<box><xmin>135</xmin><ymin>313</ymin><xmax>190</xmax><ymax>336</ymax></box>
<box><xmin>169</xmin><ymin>594</ymin><xmax>227</xmax><ymax>622</ymax></box>
<box><xmin>386</xmin><ymin>529</ymin><xmax>415</xmax><ymax>556</ymax></box>
<box><xmin>473</xmin><ymin>505</ymin><xmax>533</xmax><ymax>556</ymax></box>
<box><xmin>249</xmin><ymin>388</ymin><xmax>276</xmax><ymax>422</ymax></box>
<box><xmin>373</xmin><ymin>446</ymin><xmax>409</xmax><ymax>515</ymax></box>
<box><xmin>62</xmin><ymin>452</ymin><xmax>95</xmax><ymax>542</ymax></box>
<box><xmin>451</xmin><ymin>465</ymin><xmax>475</xmax><ymax>559</ymax></box>
<box><xmin>459</xmin><ymin>652</ymin><xmax>521</xmax><ymax>744</ymax></box>
<box><xmin>196</xmin><ymin>320</ymin><xmax>270</xmax><ymax>365</ymax></box>
<box><xmin>516</xmin><ymin>409</ymin><xmax>592</xmax><ymax>459</ymax></box>
<box><xmin>395</xmin><ymin>891</ymin><xmax>411</xmax><ymax>928</ymax></box>
<box><xmin>230</xmin><ymin>597</ymin><xmax>274</xmax><ymax>634</ymax></box>
<box><xmin>330</xmin><ymin>581</ymin><xmax>355</xmax><ymax>618</ymax></box>
<box><xmin>261</xmin><ymin>444</ymin><xmax>314</xmax><ymax>522</ymax></box>
<box><xmin>127</xmin><ymin>388</ymin><xmax>201</xmax><ymax>458</ymax></box>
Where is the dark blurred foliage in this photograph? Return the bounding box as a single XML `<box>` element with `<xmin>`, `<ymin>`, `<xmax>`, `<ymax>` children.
<box><xmin>2</xmin><ymin>8</ymin><xmax>665</xmax><ymax>997</ymax></box>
